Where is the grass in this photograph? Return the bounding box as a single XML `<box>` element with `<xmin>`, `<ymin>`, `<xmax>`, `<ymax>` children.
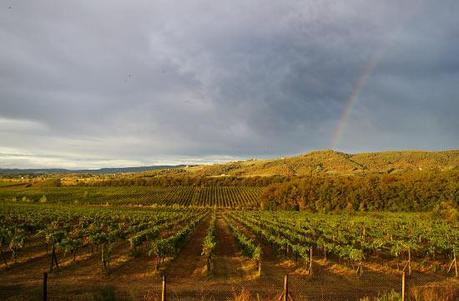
<box><xmin>360</xmin><ymin>290</ymin><xmax>402</xmax><ymax>301</ymax></box>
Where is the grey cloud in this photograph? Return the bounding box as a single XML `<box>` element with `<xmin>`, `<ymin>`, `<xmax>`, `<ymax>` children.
<box><xmin>0</xmin><ymin>0</ymin><xmax>458</xmax><ymax>168</ymax></box>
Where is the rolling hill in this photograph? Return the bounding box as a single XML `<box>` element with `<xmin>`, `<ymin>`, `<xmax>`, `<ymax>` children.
<box><xmin>176</xmin><ymin>149</ymin><xmax>459</xmax><ymax>177</ymax></box>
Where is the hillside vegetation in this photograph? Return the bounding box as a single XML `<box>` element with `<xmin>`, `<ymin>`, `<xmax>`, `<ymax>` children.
<box><xmin>182</xmin><ymin>150</ymin><xmax>459</xmax><ymax>177</ymax></box>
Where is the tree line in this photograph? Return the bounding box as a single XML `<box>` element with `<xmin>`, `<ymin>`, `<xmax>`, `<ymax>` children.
<box><xmin>259</xmin><ymin>170</ymin><xmax>458</xmax><ymax>212</ymax></box>
<box><xmin>75</xmin><ymin>175</ymin><xmax>288</xmax><ymax>187</ymax></box>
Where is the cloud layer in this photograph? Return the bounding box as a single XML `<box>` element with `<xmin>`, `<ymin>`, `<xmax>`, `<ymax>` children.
<box><xmin>1</xmin><ymin>0</ymin><xmax>458</xmax><ymax>168</ymax></box>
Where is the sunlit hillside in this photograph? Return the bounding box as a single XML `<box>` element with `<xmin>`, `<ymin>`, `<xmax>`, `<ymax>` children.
<box><xmin>153</xmin><ymin>150</ymin><xmax>459</xmax><ymax>177</ymax></box>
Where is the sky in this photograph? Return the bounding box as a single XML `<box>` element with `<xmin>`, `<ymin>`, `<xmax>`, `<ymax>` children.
<box><xmin>1</xmin><ymin>0</ymin><xmax>458</xmax><ymax>169</ymax></box>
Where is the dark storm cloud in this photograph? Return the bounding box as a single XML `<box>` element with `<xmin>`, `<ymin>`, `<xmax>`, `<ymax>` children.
<box><xmin>0</xmin><ymin>0</ymin><xmax>458</xmax><ymax>168</ymax></box>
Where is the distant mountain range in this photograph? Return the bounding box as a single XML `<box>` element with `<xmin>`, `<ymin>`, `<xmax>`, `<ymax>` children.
<box><xmin>0</xmin><ymin>165</ymin><xmax>188</xmax><ymax>175</ymax></box>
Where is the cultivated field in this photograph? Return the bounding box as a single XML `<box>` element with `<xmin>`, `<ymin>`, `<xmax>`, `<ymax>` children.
<box><xmin>0</xmin><ymin>186</ymin><xmax>263</xmax><ymax>208</ymax></box>
<box><xmin>0</xmin><ymin>203</ymin><xmax>458</xmax><ymax>300</ymax></box>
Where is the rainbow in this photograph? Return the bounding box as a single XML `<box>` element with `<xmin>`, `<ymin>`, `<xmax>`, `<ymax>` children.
<box><xmin>330</xmin><ymin>45</ymin><xmax>388</xmax><ymax>149</ymax></box>
<box><xmin>330</xmin><ymin>6</ymin><xmax>421</xmax><ymax>149</ymax></box>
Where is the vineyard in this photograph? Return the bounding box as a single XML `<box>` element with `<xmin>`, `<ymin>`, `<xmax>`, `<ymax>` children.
<box><xmin>0</xmin><ymin>202</ymin><xmax>458</xmax><ymax>300</ymax></box>
<box><xmin>0</xmin><ymin>203</ymin><xmax>207</xmax><ymax>273</ymax></box>
<box><xmin>226</xmin><ymin>211</ymin><xmax>459</xmax><ymax>277</ymax></box>
<box><xmin>0</xmin><ymin>186</ymin><xmax>263</xmax><ymax>208</ymax></box>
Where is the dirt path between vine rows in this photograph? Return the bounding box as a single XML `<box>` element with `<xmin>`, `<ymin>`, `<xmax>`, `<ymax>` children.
<box><xmin>213</xmin><ymin>215</ymin><xmax>245</xmax><ymax>281</ymax></box>
<box><xmin>166</xmin><ymin>217</ymin><xmax>210</xmax><ymax>282</ymax></box>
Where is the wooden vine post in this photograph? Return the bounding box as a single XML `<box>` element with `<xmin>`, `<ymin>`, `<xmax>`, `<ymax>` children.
<box><xmin>278</xmin><ymin>274</ymin><xmax>294</xmax><ymax>301</ymax></box>
<box><xmin>309</xmin><ymin>247</ymin><xmax>313</xmax><ymax>276</ymax></box>
<box><xmin>257</xmin><ymin>258</ymin><xmax>262</xmax><ymax>276</ymax></box>
<box><xmin>207</xmin><ymin>255</ymin><xmax>212</xmax><ymax>274</ymax></box>
<box><xmin>447</xmin><ymin>248</ymin><xmax>458</xmax><ymax>277</ymax></box>
<box><xmin>283</xmin><ymin>274</ymin><xmax>289</xmax><ymax>301</ymax></box>
<box><xmin>401</xmin><ymin>271</ymin><xmax>406</xmax><ymax>301</ymax></box>
<box><xmin>455</xmin><ymin>249</ymin><xmax>458</xmax><ymax>278</ymax></box>
<box><xmin>49</xmin><ymin>244</ymin><xmax>59</xmax><ymax>272</ymax></box>
<box><xmin>407</xmin><ymin>247</ymin><xmax>411</xmax><ymax>276</ymax></box>
<box><xmin>161</xmin><ymin>274</ymin><xmax>167</xmax><ymax>301</ymax></box>
<box><xmin>43</xmin><ymin>272</ymin><xmax>48</xmax><ymax>301</ymax></box>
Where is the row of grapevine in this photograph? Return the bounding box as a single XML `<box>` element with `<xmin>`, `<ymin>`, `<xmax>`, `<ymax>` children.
<box><xmin>229</xmin><ymin>211</ymin><xmax>459</xmax><ymax>276</ymax></box>
<box><xmin>228</xmin><ymin>212</ymin><xmax>314</xmax><ymax>274</ymax></box>
<box><xmin>201</xmin><ymin>212</ymin><xmax>217</xmax><ymax>274</ymax></box>
<box><xmin>225</xmin><ymin>216</ymin><xmax>262</xmax><ymax>274</ymax></box>
<box><xmin>150</xmin><ymin>212</ymin><xmax>207</xmax><ymax>271</ymax></box>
